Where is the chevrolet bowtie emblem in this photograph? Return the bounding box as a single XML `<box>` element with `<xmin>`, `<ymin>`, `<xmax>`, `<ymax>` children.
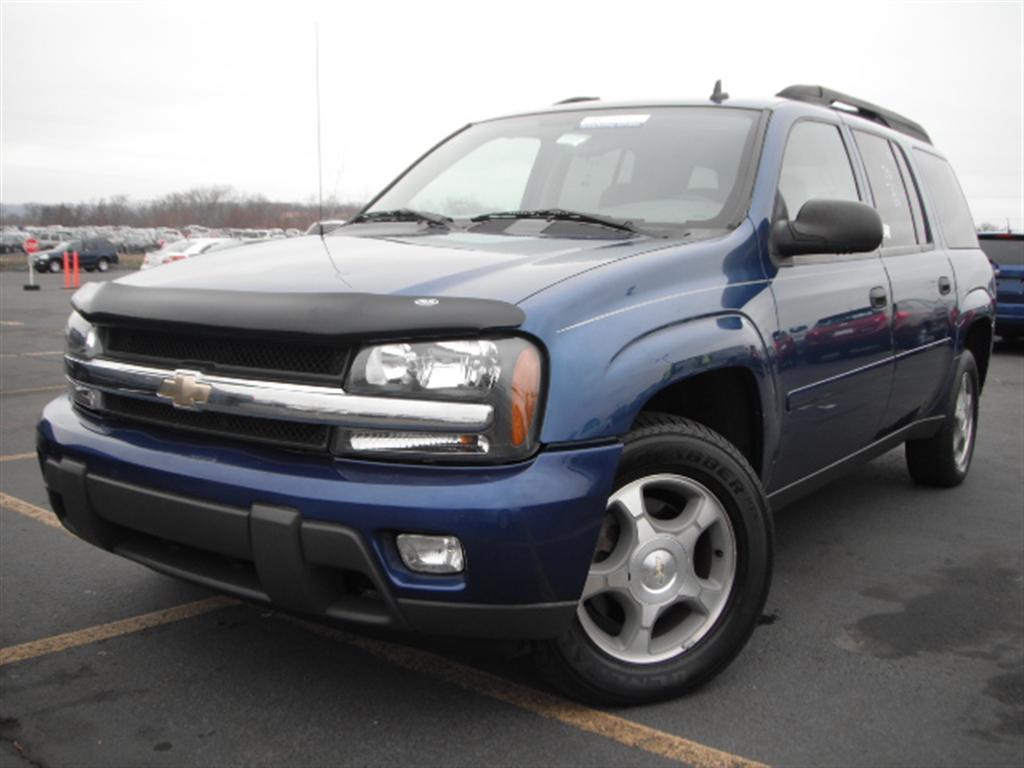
<box><xmin>157</xmin><ymin>371</ymin><xmax>212</xmax><ymax>409</ymax></box>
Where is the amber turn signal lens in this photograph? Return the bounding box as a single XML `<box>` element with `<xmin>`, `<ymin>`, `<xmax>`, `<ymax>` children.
<box><xmin>511</xmin><ymin>346</ymin><xmax>541</xmax><ymax>446</ymax></box>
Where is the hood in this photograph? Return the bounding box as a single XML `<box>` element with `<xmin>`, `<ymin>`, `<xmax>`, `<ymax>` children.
<box><xmin>117</xmin><ymin>229</ymin><xmax>687</xmax><ymax>304</ymax></box>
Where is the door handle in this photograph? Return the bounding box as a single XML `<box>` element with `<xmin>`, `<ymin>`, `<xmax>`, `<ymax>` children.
<box><xmin>869</xmin><ymin>286</ymin><xmax>888</xmax><ymax>309</ymax></box>
<box><xmin>938</xmin><ymin>276</ymin><xmax>952</xmax><ymax>295</ymax></box>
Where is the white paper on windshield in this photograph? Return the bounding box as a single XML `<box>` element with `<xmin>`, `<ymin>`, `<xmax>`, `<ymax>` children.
<box><xmin>556</xmin><ymin>133</ymin><xmax>591</xmax><ymax>147</ymax></box>
<box><xmin>578</xmin><ymin>114</ymin><xmax>650</xmax><ymax>129</ymax></box>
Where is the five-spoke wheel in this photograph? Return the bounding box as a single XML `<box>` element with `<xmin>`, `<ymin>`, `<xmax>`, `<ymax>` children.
<box><xmin>538</xmin><ymin>414</ymin><xmax>773</xmax><ymax>704</ymax></box>
<box><xmin>579</xmin><ymin>474</ymin><xmax>736</xmax><ymax>664</ymax></box>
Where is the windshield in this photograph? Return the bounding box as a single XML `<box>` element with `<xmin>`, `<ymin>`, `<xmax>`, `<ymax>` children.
<box><xmin>365</xmin><ymin>107</ymin><xmax>762</xmax><ymax>233</ymax></box>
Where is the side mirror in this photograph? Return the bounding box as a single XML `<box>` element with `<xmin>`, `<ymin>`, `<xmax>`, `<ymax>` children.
<box><xmin>772</xmin><ymin>199</ymin><xmax>883</xmax><ymax>258</ymax></box>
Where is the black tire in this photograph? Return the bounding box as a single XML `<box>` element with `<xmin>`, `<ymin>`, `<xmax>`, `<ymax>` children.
<box><xmin>536</xmin><ymin>413</ymin><xmax>773</xmax><ymax>705</ymax></box>
<box><xmin>96</xmin><ymin>257</ymin><xmax>110</xmax><ymax>272</ymax></box>
<box><xmin>905</xmin><ymin>350</ymin><xmax>980</xmax><ymax>487</ymax></box>
<box><xmin>48</xmin><ymin>259</ymin><xmax>61</xmax><ymax>273</ymax></box>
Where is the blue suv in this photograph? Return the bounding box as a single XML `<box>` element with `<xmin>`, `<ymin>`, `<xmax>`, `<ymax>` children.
<box><xmin>37</xmin><ymin>85</ymin><xmax>995</xmax><ymax>703</ymax></box>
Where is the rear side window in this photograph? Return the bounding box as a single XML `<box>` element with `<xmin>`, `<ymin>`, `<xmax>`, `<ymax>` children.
<box><xmin>853</xmin><ymin>131</ymin><xmax>918</xmax><ymax>248</ymax></box>
<box><xmin>912</xmin><ymin>150</ymin><xmax>978</xmax><ymax>249</ymax></box>
<box><xmin>778</xmin><ymin>122</ymin><xmax>860</xmax><ymax>218</ymax></box>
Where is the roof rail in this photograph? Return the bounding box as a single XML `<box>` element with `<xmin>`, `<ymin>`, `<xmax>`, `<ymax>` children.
<box><xmin>554</xmin><ymin>96</ymin><xmax>599</xmax><ymax>105</ymax></box>
<box><xmin>777</xmin><ymin>85</ymin><xmax>931</xmax><ymax>145</ymax></box>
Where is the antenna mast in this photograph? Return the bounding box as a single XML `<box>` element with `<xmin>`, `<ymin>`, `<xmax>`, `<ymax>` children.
<box><xmin>315</xmin><ymin>24</ymin><xmax>324</xmax><ymax>237</ymax></box>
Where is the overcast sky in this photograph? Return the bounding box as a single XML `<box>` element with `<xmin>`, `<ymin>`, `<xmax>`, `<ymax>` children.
<box><xmin>2</xmin><ymin>0</ymin><xmax>1021</xmax><ymax>227</ymax></box>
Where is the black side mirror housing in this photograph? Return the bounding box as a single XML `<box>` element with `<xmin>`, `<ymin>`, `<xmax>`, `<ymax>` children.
<box><xmin>772</xmin><ymin>199</ymin><xmax>883</xmax><ymax>257</ymax></box>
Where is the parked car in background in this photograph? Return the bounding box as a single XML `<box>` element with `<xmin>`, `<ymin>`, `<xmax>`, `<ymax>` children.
<box><xmin>35</xmin><ymin>231</ymin><xmax>73</xmax><ymax>250</ymax></box>
<box><xmin>139</xmin><ymin>238</ymin><xmax>244</xmax><ymax>270</ymax></box>
<box><xmin>0</xmin><ymin>232</ymin><xmax>26</xmax><ymax>253</ymax></box>
<box><xmin>978</xmin><ymin>232</ymin><xmax>1023</xmax><ymax>339</ymax></box>
<box><xmin>33</xmin><ymin>238</ymin><xmax>119</xmax><ymax>273</ymax></box>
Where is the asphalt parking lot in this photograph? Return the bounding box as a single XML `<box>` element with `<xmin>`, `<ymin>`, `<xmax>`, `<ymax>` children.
<box><xmin>1</xmin><ymin>269</ymin><xmax>1021</xmax><ymax>768</ymax></box>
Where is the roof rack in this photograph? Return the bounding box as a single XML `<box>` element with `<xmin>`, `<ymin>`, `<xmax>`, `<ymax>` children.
<box><xmin>554</xmin><ymin>96</ymin><xmax>599</xmax><ymax>105</ymax></box>
<box><xmin>777</xmin><ymin>85</ymin><xmax>931</xmax><ymax>145</ymax></box>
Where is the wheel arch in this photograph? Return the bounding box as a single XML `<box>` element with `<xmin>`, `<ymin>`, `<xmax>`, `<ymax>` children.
<box><xmin>595</xmin><ymin>312</ymin><xmax>777</xmax><ymax>481</ymax></box>
<box><xmin>957</xmin><ymin>286</ymin><xmax>996</xmax><ymax>390</ymax></box>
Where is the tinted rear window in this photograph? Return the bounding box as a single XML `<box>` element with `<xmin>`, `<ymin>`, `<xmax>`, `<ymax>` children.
<box><xmin>912</xmin><ymin>150</ymin><xmax>978</xmax><ymax>249</ymax></box>
<box><xmin>979</xmin><ymin>237</ymin><xmax>1024</xmax><ymax>266</ymax></box>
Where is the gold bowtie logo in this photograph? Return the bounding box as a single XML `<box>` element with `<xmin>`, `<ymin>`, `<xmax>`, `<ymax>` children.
<box><xmin>157</xmin><ymin>371</ymin><xmax>212</xmax><ymax>408</ymax></box>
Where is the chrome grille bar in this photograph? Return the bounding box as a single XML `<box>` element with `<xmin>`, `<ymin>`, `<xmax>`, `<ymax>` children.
<box><xmin>65</xmin><ymin>355</ymin><xmax>493</xmax><ymax>431</ymax></box>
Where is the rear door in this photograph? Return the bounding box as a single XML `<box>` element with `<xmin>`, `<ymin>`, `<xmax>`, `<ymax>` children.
<box><xmin>851</xmin><ymin>131</ymin><xmax>956</xmax><ymax>430</ymax></box>
<box><xmin>768</xmin><ymin>119</ymin><xmax>894</xmax><ymax>491</ymax></box>
<box><xmin>80</xmin><ymin>239</ymin><xmax>99</xmax><ymax>265</ymax></box>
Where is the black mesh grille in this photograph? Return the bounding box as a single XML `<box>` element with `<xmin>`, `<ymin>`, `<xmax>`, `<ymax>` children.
<box><xmin>104</xmin><ymin>326</ymin><xmax>349</xmax><ymax>379</ymax></box>
<box><xmin>101</xmin><ymin>393</ymin><xmax>331</xmax><ymax>451</ymax></box>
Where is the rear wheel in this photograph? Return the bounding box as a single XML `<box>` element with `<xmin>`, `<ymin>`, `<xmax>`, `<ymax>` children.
<box><xmin>537</xmin><ymin>414</ymin><xmax>773</xmax><ymax>705</ymax></box>
<box><xmin>905</xmin><ymin>351</ymin><xmax>980</xmax><ymax>487</ymax></box>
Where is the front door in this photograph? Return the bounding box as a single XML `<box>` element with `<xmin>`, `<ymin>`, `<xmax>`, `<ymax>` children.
<box><xmin>767</xmin><ymin>120</ymin><xmax>894</xmax><ymax>491</ymax></box>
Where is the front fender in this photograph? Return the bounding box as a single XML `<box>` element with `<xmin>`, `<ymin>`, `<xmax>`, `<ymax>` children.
<box><xmin>539</xmin><ymin>312</ymin><xmax>778</xmax><ymax>457</ymax></box>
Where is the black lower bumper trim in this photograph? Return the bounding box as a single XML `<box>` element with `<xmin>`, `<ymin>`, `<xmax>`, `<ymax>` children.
<box><xmin>41</xmin><ymin>457</ymin><xmax>576</xmax><ymax>639</ymax></box>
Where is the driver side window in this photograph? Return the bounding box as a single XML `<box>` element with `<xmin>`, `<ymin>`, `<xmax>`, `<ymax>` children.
<box><xmin>778</xmin><ymin>122</ymin><xmax>860</xmax><ymax>220</ymax></box>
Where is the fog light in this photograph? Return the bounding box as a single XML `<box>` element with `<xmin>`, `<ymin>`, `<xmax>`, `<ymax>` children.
<box><xmin>396</xmin><ymin>534</ymin><xmax>465</xmax><ymax>574</ymax></box>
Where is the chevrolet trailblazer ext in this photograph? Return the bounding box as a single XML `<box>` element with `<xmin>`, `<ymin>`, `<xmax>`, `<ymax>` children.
<box><xmin>39</xmin><ymin>85</ymin><xmax>994</xmax><ymax>704</ymax></box>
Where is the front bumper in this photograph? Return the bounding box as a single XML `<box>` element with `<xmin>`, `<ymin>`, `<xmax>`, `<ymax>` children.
<box><xmin>37</xmin><ymin>396</ymin><xmax>622</xmax><ymax>638</ymax></box>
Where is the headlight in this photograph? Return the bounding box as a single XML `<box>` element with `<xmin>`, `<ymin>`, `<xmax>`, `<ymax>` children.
<box><xmin>339</xmin><ymin>337</ymin><xmax>543</xmax><ymax>462</ymax></box>
<box><xmin>65</xmin><ymin>312</ymin><xmax>103</xmax><ymax>409</ymax></box>
<box><xmin>65</xmin><ymin>311</ymin><xmax>102</xmax><ymax>359</ymax></box>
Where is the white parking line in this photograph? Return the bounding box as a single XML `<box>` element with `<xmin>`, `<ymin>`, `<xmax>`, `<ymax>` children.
<box><xmin>0</xmin><ymin>321</ymin><xmax>25</xmax><ymax>327</ymax></box>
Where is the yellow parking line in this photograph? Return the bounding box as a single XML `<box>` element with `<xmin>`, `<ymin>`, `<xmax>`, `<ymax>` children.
<box><xmin>0</xmin><ymin>350</ymin><xmax>63</xmax><ymax>359</ymax></box>
<box><xmin>0</xmin><ymin>491</ymin><xmax>64</xmax><ymax>531</ymax></box>
<box><xmin>0</xmin><ymin>452</ymin><xmax>37</xmax><ymax>462</ymax></box>
<box><xmin>0</xmin><ymin>385</ymin><xmax>65</xmax><ymax>397</ymax></box>
<box><xmin>0</xmin><ymin>597</ymin><xmax>237</xmax><ymax>667</ymax></box>
<box><xmin>291</xmin><ymin>618</ymin><xmax>767</xmax><ymax>768</ymax></box>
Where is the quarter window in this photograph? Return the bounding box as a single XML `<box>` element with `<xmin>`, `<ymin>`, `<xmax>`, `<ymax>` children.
<box><xmin>912</xmin><ymin>150</ymin><xmax>978</xmax><ymax>249</ymax></box>
<box><xmin>853</xmin><ymin>131</ymin><xmax>917</xmax><ymax>248</ymax></box>
<box><xmin>777</xmin><ymin>122</ymin><xmax>860</xmax><ymax>219</ymax></box>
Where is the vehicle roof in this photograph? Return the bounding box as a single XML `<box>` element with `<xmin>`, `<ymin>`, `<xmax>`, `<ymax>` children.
<box><xmin>485</xmin><ymin>95</ymin><xmax>938</xmax><ymax>152</ymax></box>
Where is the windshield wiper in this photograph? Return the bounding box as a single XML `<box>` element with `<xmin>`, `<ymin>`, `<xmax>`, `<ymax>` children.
<box><xmin>349</xmin><ymin>208</ymin><xmax>453</xmax><ymax>228</ymax></box>
<box><xmin>470</xmin><ymin>208</ymin><xmax>641</xmax><ymax>234</ymax></box>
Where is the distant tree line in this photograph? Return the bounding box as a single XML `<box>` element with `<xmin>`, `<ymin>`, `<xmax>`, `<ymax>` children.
<box><xmin>1</xmin><ymin>186</ymin><xmax>364</xmax><ymax>229</ymax></box>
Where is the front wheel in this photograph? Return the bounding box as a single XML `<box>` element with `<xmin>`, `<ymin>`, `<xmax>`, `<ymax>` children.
<box><xmin>537</xmin><ymin>414</ymin><xmax>773</xmax><ymax>705</ymax></box>
<box><xmin>905</xmin><ymin>350</ymin><xmax>980</xmax><ymax>487</ymax></box>
<box><xmin>96</xmin><ymin>257</ymin><xmax>110</xmax><ymax>272</ymax></box>
<box><xmin>48</xmin><ymin>259</ymin><xmax>62</xmax><ymax>273</ymax></box>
